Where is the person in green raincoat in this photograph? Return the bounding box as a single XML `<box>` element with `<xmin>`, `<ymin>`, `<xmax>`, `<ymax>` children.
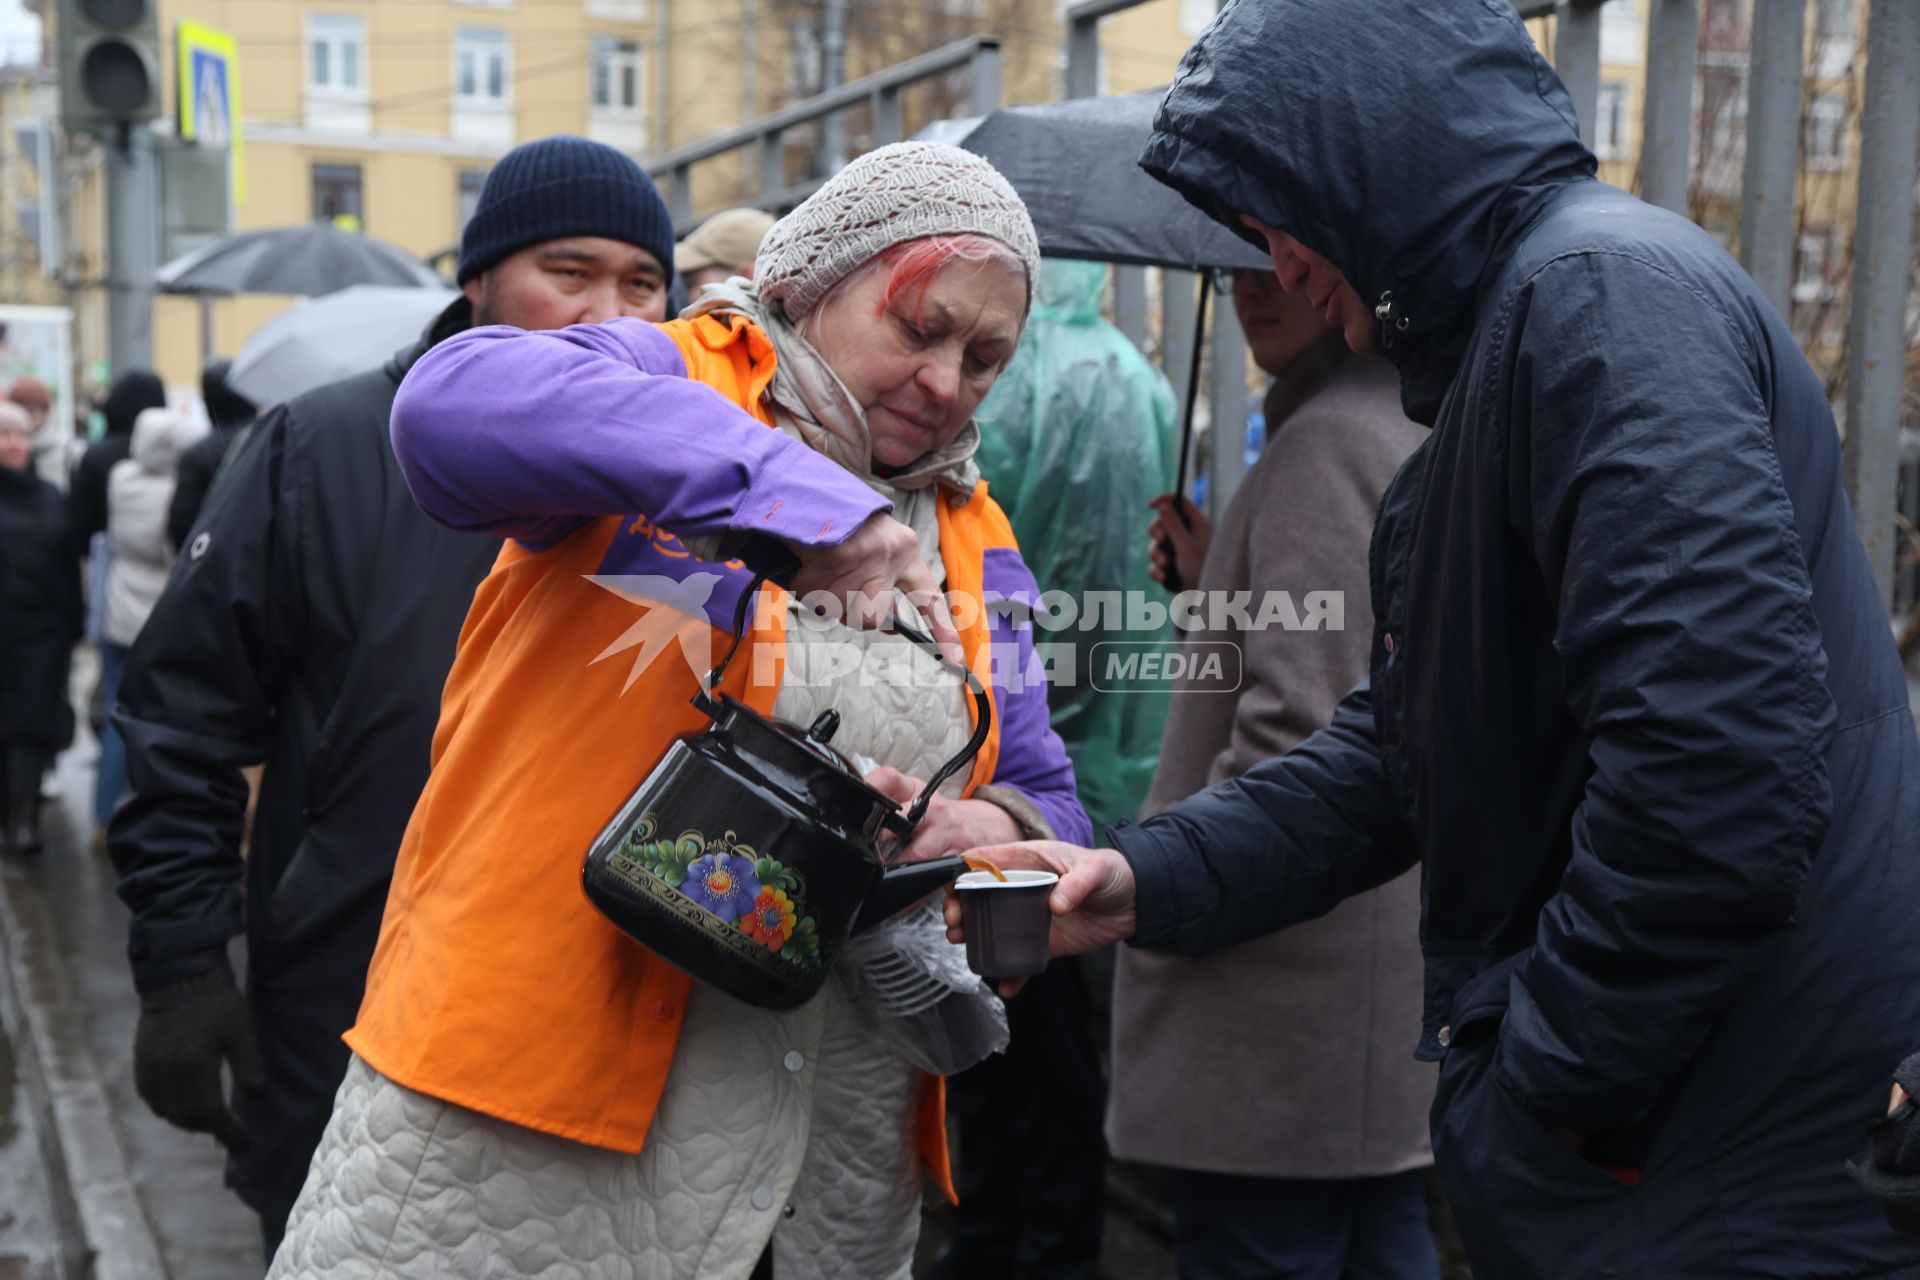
<box><xmin>974</xmin><ymin>258</ymin><xmax>1179</xmax><ymax>834</ymax></box>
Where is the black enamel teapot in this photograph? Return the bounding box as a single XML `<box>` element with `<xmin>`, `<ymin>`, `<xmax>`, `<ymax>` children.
<box><xmin>581</xmin><ymin>572</ymin><xmax>989</xmax><ymax>1010</ymax></box>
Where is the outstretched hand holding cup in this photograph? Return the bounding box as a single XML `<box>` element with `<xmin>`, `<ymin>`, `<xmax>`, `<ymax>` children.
<box><xmin>943</xmin><ymin>840</ymin><xmax>1139</xmax><ymax>996</ymax></box>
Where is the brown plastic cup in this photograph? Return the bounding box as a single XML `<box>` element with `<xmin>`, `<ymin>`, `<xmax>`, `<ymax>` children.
<box><xmin>955</xmin><ymin>869</ymin><xmax>1059</xmax><ymax>979</ymax></box>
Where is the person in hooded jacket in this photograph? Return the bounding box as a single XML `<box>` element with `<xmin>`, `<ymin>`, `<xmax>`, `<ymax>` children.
<box><xmin>946</xmin><ymin>3</ymin><xmax>1920</xmax><ymax>1277</ymax></box>
<box><xmin>108</xmin><ymin>135</ymin><xmax>678</xmax><ymax>1258</ymax></box>
<box><xmin>0</xmin><ymin>401</ymin><xmax>81</xmax><ymax>854</ymax></box>
<box><xmin>167</xmin><ymin>358</ymin><xmax>258</xmax><ymax>550</ymax></box>
<box><xmin>95</xmin><ymin>407</ymin><xmax>207</xmax><ymax>834</ymax></box>
<box><xmin>69</xmin><ymin>369</ymin><xmax>166</xmax><ymax>553</ymax></box>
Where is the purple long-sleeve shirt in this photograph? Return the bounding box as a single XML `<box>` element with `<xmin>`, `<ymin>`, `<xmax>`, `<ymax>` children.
<box><xmin>391</xmin><ymin>317</ymin><xmax>1089</xmax><ymax>845</ymax></box>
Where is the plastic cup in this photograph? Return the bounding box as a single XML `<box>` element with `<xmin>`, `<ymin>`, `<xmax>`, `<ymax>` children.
<box><xmin>955</xmin><ymin>869</ymin><xmax>1059</xmax><ymax>979</ymax></box>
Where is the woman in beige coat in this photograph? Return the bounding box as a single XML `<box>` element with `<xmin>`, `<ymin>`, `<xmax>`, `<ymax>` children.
<box><xmin>1114</xmin><ymin>270</ymin><xmax>1434</xmax><ymax>1278</ymax></box>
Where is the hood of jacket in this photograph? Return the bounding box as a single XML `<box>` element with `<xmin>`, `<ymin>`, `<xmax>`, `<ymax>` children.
<box><xmin>128</xmin><ymin>407</ymin><xmax>203</xmax><ymax>475</ymax></box>
<box><xmin>1033</xmin><ymin>259</ymin><xmax>1108</xmax><ymax>325</ymax></box>
<box><xmin>101</xmin><ymin>369</ymin><xmax>167</xmax><ymax>438</ymax></box>
<box><xmin>1138</xmin><ymin>0</ymin><xmax>1596</xmax><ymax>422</ymax></box>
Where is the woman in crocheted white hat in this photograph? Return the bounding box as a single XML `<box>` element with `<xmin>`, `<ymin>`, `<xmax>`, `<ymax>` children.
<box><xmin>266</xmin><ymin>142</ymin><xmax>1091</xmax><ymax>1280</ymax></box>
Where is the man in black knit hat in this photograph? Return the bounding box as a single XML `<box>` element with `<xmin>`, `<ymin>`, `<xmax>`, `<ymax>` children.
<box><xmin>110</xmin><ymin>135</ymin><xmax>676</xmax><ymax>1258</ymax></box>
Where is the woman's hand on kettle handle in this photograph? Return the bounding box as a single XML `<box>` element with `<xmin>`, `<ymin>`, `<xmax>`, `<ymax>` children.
<box><xmin>864</xmin><ymin>768</ymin><xmax>1021</xmax><ymax>862</ymax></box>
<box><xmin>789</xmin><ymin>513</ymin><xmax>963</xmax><ymax>664</ymax></box>
<box><xmin>942</xmin><ymin>840</ymin><xmax>1139</xmax><ymax>998</ymax></box>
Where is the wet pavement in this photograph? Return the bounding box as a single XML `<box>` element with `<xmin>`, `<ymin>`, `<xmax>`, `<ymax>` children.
<box><xmin>2</xmin><ymin>710</ymin><xmax>262</xmax><ymax>1280</ymax></box>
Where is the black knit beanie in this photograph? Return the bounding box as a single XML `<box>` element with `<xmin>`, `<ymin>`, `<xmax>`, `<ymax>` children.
<box><xmin>457</xmin><ymin>136</ymin><xmax>676</xmax><ymax>286</ymax></box>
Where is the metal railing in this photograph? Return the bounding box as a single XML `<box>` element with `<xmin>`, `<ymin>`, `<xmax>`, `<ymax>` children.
<box><xmin>644</xmin><ymin>36</ymin><xmax>1003</xmax><ymax>226</ymax></box>
<box><xmin>1518</xmin><ymin>0</ymin><xmax>1919</xmax><ymax>609</ymax></box>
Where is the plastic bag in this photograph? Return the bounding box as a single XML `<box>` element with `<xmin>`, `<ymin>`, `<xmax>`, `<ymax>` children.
<box><xmin>837</xmin><ymin>898</ymin><xmax>1010</xmax><ymax>1077</ymax></box>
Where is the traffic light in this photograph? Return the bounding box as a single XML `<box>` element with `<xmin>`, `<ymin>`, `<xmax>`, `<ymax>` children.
<box><xmin>56</xmin><ymin>0</ymin><xmax>162</xmax><ymax>136</ymax></box>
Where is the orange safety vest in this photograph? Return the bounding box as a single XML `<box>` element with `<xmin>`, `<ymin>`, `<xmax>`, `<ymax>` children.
<box><xmin>347</xmin><ymin>313</ymin><xmax>1019</xmax><ymax>1201</ymax></box>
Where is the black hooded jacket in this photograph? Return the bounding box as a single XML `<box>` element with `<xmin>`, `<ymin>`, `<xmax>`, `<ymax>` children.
<box><xmin>109</xmin><ymin>299</ymin><xmax>499</xmax><ymax>1231</ymax></box>
<box><xmin>1118</xmin><ymin>2</ymin><xmax>1920</xmax><ymax>1275</ymax></box>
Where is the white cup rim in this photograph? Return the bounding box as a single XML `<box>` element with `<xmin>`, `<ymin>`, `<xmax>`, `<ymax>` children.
<box><xmin>955</xmin><ymin>869</ymin><xmax>1059</xmax><ymax>890</ymax></box>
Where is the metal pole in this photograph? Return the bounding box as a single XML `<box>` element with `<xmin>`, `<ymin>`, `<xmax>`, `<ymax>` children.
<box><xmin>967</xmin><ymin>43</ymin><xmax>1002</xmax><ymax>117</ymax></box>
<box><xmin>871</xmin><ymin>86</ymin><xmax>902</xmax><ymax>146</ymax></box>
<box><xmin>1207</xmin><ymin>288</ymin><xmax>1247</xmax><ymax>520</ymax></box>
<box><xmin>106</xmin><ymin>123</ymin><xmax>156</xmax><ymax>374</ymax></box>
<box><xmin>36</xmin><ymin>116</ymin><xmax>60</xmax><ymax>279</ymax></box>
<box><xmin>1556</xmin><ymin>0</ymin><xmax>1603</xmax><ymax>147</ymax></box>
<box><xmin>742</xmin><ymin>0</ymin><xmax>757</xmax><ymax>129</ymax></box>
<box><xmin>653</xmin><ymin>0</ymin><xmax>671</xmax><ymax>155</ymax></box>
<box><xmin>1161</xmin><ymin>268</ymin><xmax>1197</xmax><ymax>408</ymax></box>
<box><xmin>820</xmin><ymin>0</ymin><xmax>847</xmax><ymax>174</ymax></box>
<box><xmin>670</xmin><ymin>162</ymin><xmax>692</xmax><ymax>225</ymax></box>
<box><xmin>760</xmin><ymin>129</ymin><xmax>784</xmax><ymax>200</ymax></box>
<box><xmin>1740</xmin><ymin>0</ymin><xmax>1805</xmax><ymax>317</ymax></box>
<box><xmin>1639</xmin><ymin>0</ymin><xmax>1699</xmax><ymax>213</ymax></box>
<box><xmin>1065</xmin><ymin>14</ymin><xmax>1099</xmax><ymax>100</ymax></box>
<box><xmin>1843</xmin><ymin>0</ymin><xmax>1920</xmax><ymax>609</ymax></box>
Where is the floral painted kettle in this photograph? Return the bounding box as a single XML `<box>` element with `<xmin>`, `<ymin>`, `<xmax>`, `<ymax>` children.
<box><xmin>581</xmin><ymin>571</ymin><xmax>989</xmax><ymax>1010</ymax></box>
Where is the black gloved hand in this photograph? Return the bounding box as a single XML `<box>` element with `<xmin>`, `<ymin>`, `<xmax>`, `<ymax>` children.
<box><xmin>132</xmin><ymin>955</ymin><xmax>265</xmax><ymax>1152</ymax></box>
<box><xmin>1851</xmin><ymin>1053</ymin><xmax>1920</xmax><ymax>1239</ymax></box>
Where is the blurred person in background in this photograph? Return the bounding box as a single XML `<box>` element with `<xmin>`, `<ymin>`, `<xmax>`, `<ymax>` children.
<box><xmin>9</xmin><ymin>376</ymin><xmax>62</xmax><ymax>491</ymax></box>
<box><xmin>0</xmin><ymin>401</ymin><xmax>81</xmax><ymax>854</ymax></box>
<box><xmin>69</xmin><ymin>369</ymin><xmax>167</xmax><ymax>553</ymax></box>
<box><xmin>931</xmin><ymin>258</ymin><xmax>1177</xmax><ymax>1280</ymax></box>
<box><xmin>1118</xmin><ymin>269</ymin><xmax>1434</xmax><ymax>1279</ymax></box>
<box><xmin>95</xmin><ymin>407</ymin><xmax>207</xmax><ymax>845</ymax></box>
<box><xmin>109</xmin><ymin>135</ymin><xmax>678</xmax><ymax>1259</ymax></box>
<box><xmin>167</xmin><ymin>358</ymin><xmax>259</xmax><ymax>549</ymax></box>
<box><xmin>675</xmin><ymin>205</ymin><xmax>776</xmax><ymax>298</ymax></box>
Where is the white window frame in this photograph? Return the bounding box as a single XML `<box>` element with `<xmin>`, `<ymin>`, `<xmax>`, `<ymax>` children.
<box><xmin>454</xmin><ymin>27</ymin><xmax>511</xmax><ymax>109</ymax></box>
<box><xmin>1593</xmin><ymin>81</ymin><xmax>1628</xmax><ymax>160</ymax></box>
<box><xmin>1793</xmin><ymin>228</ymin><xmax>1834</xmax><ymax>304</ymax></box>
<box><xmin>590</xmin><ymin>36</ymin><xmax>643</xmax><ymax>116</ymax></box>
<box><xmin>306</xmin><ymin>11</ymin><xmax>368</xmax><ymax>101</ymax></box>
<box><xmin>1806</xmin><ymin>92</ymin><xmax>1849</xmax><ymax>171</ymax></box>
<box><xmin>586</xmin><ymin>0</ymin><xmax>648</xmax><ymax>21</ymax></box>
<box><xmin>1599</xmin><ymin>0</ymin><xmax>1642</xmax><ymax>67</ymax></box>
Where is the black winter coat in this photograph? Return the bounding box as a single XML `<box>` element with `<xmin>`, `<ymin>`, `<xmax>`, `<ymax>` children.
<box><xmin>0</xmin><ymin>465</ymin><xmax>82</xmax><ymax>744</ymax></box>
<box><xmin>109</xmin><ymin>300</ymin><xmax>498</xmax><ymax>1232</ymax></box>
<box><xmin>1121</xmin><ymin>3</ymin><xmax>1920</xmax><ymax>1276</ymax></box>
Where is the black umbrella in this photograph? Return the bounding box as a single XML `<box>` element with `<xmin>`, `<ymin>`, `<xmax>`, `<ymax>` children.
<box><xmin>947</xmin><ymin>90</ymin><xmax>1267</xmax><ymax>273</ymax></box>
<box><xmin>942</xmin><ymin>91</ymin><xmax>1268</xmax><ymax>589</ymax></box>
<box><xmin>156</xmin><ymin>222</ymin><xmax>445</xmax><ymax>297</ymax></box>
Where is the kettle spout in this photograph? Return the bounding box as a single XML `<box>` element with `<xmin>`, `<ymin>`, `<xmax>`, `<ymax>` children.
<box><xmin>852</xmin><ymin>855</ymin><xmax>968</xmax><ymax>934</ymax></box>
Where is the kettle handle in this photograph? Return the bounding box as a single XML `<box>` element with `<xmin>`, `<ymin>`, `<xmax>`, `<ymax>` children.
<box><xmin>694</xmin><ymin>568</ymin><xmax>772</xmax><ymax>715</ymax></box>
<box><xmin>879</xmin><ymin>617</ymin><xmax>992</xmax><ymax>849</ymax></box>
<box><xmin>696</xmin><ymin>572</ymin><xmax>994</xmax><ymax>846</ymax></box>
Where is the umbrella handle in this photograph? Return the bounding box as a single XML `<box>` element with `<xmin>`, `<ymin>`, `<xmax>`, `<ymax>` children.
<box><xmin>1164</xmin><ymin>270</ymin><xmax>1213</xmax><ymax>596</ymax></box>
